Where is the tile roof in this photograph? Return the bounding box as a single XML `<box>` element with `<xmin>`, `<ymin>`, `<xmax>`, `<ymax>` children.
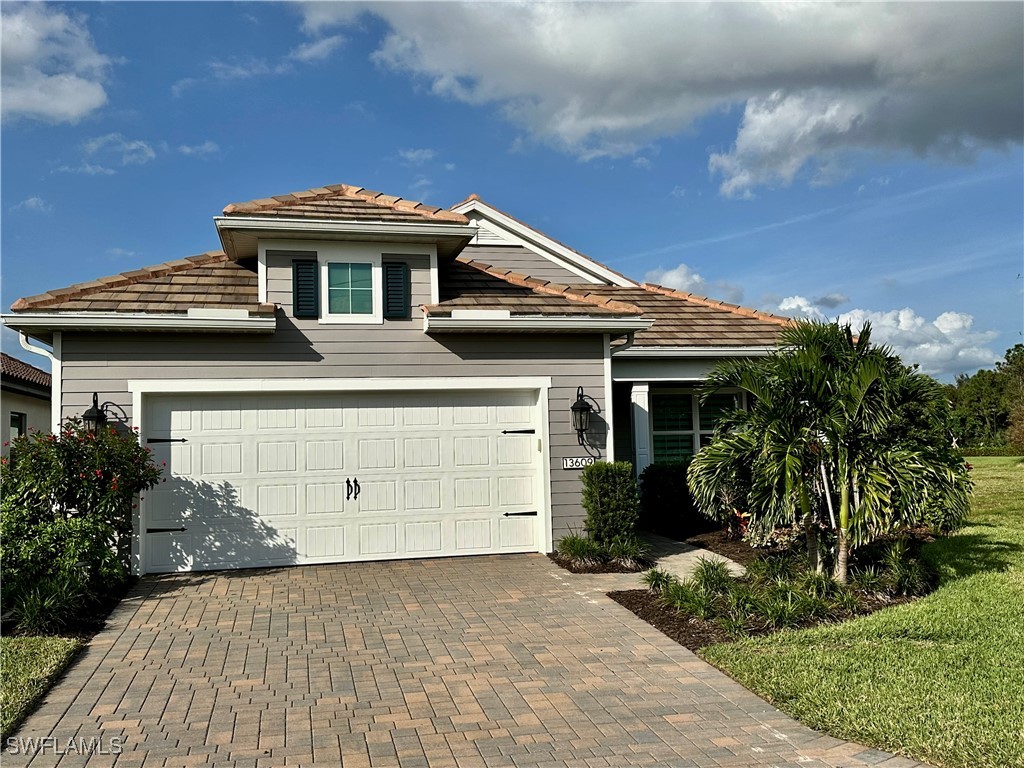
<box><xmin>10</xmin><ymin>252</ymin><xmax>274</xmax><ymax>316</ymax></box>
<box><xmin>578</xmin><ymin>283</ymin><xmax>791</xmax><ymax>346</ymax></box>
<box><xmin>1</xmin><ymin>352</ymin><xmax>51</xmax><ymax>390</ymax></box>
<box><xmin>423</xmin><ymin>259</ymin><xmax>643</xmax><ymax>317</ymax></box>
<box><xmin>223</xmin><ymin>184</ymin><xmax>469</xmax><ymax>224</ymax></box>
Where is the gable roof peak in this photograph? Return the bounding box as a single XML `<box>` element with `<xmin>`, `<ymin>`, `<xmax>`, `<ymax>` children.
<box><xmin>223</xmin><ymin>182</ymin><xmax>468</xmax><ymax>224</ymax></box>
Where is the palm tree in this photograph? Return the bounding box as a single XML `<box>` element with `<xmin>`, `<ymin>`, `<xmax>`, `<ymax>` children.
<box><xmin>689</xmin><ymin>320</ymin><xmax>971</xmax><ymax>583</ymax></box>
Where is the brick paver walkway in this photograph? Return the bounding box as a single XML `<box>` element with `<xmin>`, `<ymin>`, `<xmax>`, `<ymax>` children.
<box><xmin>8</xmin><ymin>555</ymin><xmax>929</xmax><ymax>768</ymax></box>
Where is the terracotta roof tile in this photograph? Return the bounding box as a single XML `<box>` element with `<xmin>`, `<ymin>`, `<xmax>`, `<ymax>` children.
<box><xmin>1</xmin><ymin>352</ymin><xmax>51</xmax><ymax>390</ymax></box>
<box><xmin>223</xmin><ymin>183</ymin><xmax>469</xmax><ymax>224</ymax></box>
<box><xmin>10</xmin><ymin>252</ymin><xmax>271</xmax><ymax>316</ymax></box>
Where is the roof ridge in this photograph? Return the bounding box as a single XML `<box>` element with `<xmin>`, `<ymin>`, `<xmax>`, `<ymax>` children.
<box><xmin>223</xmin><ymin>183</ymin><xmax>468</xmax><ymax>223</ymax></box>
<box><xmin>11</xmin><ymin>251</ymin><xmax>229</xmax><ymax>311</ymax></box>
<box><xmin>456</xmin><ymin>258</ymin><xmax>643</xmax><ymax>315</ymax></box>
<box><xmin>640</xmin><ymin>283</ymin><xmax>793</xmax><ymax>326</ymax></box>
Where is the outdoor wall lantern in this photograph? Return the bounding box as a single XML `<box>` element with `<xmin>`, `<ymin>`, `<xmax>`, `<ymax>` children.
<box><xmin>82</xmin><ymin>392</ymin><xmax>111</xmax><ymax>431</ymax></box>
<box><xmin>570</xmin><ymin>386</ymin><xmax>594</xmax><ymax>445</ymax></box>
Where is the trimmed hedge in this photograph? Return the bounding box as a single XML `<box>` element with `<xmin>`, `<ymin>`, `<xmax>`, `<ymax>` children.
<box><xmin>638</xmin><ymin>461</ymin><xmax>716</xmax><ymax>540</ymax></box>
<box><xmin>580</xmin><ymin>461</ymin><xmax>640</xmax><ymax>545</ymax></box>
<box><xmin>962</xmin><ymin>447</ymin><xmax>1023</xmax><ymax>457</ymax></box>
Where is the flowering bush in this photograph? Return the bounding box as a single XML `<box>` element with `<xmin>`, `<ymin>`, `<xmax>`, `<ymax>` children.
<box><xmin>1</xmin><ymin>419</ymin><xmax>163</xmax><ymax>631</ymax></box>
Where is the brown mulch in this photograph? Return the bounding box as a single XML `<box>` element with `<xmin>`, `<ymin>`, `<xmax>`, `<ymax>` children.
<box><xmin>608</xmin><ymin>589</ymin><xmax>732</xmax><ymax>651</ymax></box>
<box><xmin>685</xmin><ymin>528</ymin><xmax>762</xmax><ymax>566</ymax></box>
<box><xmin>547</xmin><ymin>553</ymin><xmax>648</xmax><ymax>574</ymax></box>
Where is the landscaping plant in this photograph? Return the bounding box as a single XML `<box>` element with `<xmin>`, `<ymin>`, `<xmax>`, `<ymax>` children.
<box><xmin>1</xmin><ymin>419</ymin><xmax>163</xmax><ymax>633</ymax></box>
<box><xmin>580</xmin><ymin>461</ymin><xmax>641</xmax><ymax>545</ymax></box>
<box><xmin>688</xmin><ymin>320</ymin><xmax>972</xmax><ymax>582</ymax></box>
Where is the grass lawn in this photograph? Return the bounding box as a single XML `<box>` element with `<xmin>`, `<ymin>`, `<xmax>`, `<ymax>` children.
<box><xmin>0</xmin><ymin>635</ymin><xmax>84</xmax><ymax>738</ymax></box>
<box><xmin>701</xmin><ymin>456</ymin><xmax>1024</xmax><ymax>768</ymax></box>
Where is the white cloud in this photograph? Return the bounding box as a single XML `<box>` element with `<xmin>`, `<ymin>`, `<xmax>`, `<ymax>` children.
<box><xmin>10</xmin><ymin>196</ymin><xmax>52</xmax><ymax>213</ymax></box>
<box><xmin>644</xmin><ymin>263</ymin><xmax>744</xmax><ymax>303</ymax></box>
<box><xmin>399</xmin><ymin>148</ymin><xmax>437</xmax><ymax>166</ymax></box>
<box><xmin>84</xmin><ymin>133</ymin><xmax>156</xmax><ymax>166</ymax></box>
<box><xmin>777</xmin><ymin>295</ymin><xmax>826</xmax><ymax>321</ymax></box>
<box><xmin>838</xmin><ymin>308</ymin><xmax>999</xmax><ymax>379</ymax></box>
<box><xmin>1</xmin><ymin>4</ymin><xmax>110</xmax><ymax>123</ymax></box>
<box><xmin>178</xmin><ymin>140</ymin><xmax>220</xmax><ymax>158</ymax></box>
<box><xmin>55</xmin><ymin>163</ymin><xmax>115</xmax><ymax>176</ymax></box>
<box><xmin>106</xmin><ymin>247</ymin><xmax>139</xmax><ymax>259</ymax></box>
<box><xmin>300</xmin><ymin>3</ymin><xmax>1022</xmax><ymax>196</ymax></box>
<box><xmin>289</xmin><ymin>34</ymin><xmax>344</xmax><ymax>63</ymax></box>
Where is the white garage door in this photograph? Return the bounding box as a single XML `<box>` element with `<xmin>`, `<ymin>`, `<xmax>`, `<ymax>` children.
<box><xmin>143</xmin><ymin>390</ymin><xmax>543</xmax><ymax>573</ymax></box>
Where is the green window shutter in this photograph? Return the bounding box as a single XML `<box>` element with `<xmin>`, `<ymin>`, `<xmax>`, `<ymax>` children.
<box><xmin>383</xmin><ymin>262</ymin><xmax>410</xmax><ymax>319</ymax></box>
<box><xmin>292</xmin><ymin>260</ymin><xmax>319</xmax><ymax>318</ymax></box>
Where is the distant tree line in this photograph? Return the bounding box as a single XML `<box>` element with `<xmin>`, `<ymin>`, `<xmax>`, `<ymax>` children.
<box><xmin>944</xmin><ymin>344</ymin><xmax>1024</xmax><ymax>451</ymax></box>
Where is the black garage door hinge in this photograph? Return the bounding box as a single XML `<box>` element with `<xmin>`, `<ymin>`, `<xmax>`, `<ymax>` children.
<box><xmin>501</xmin><ymin>429</ymin><xmax>535</xmax><ymax>434</ymax></box>
<box><xmin>502</xmin><ymin>511</ymin><xmax>538</xmax><ymax>517</ymax></box>
<box><xmin>147</xmin><ymin>438</ymin><xmax>188</xmax><ymax>444</ymax></box>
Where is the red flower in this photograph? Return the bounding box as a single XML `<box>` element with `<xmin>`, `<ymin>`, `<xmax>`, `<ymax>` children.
<box><xmin>94</xmin><ymin>469</ymin><xmax>103</xmax><ymax>477</ymax></box>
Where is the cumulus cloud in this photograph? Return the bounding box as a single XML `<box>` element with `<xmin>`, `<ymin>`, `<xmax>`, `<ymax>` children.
<box><xmin>839</xmin><ymin>308</ymin><xmax>1000</xmax><ymax>379</ymax></box>
<box><xmin>1</xmin><ymin>4</ymin><xmax>111</xmax><ymax>123</ymax></box>
<box><xmin>10</xmin><ymin>196</ymin><xmax>52</xmax><ymax>213</ymax></box>
<box><xmin>84</xmin><ymin>133</ymin><xmax>156</xmax><ymax>166</ymax></box>
<box><xmin>299</xmin><ymin>3</ymin><xmax>1022</xmax><ymax>196</ymax></box>
<box><xmin>178</xmin><ymin>140</ymin><xmax>220</xmax><ymax>158</ymax></box>
<box><xmin>644</xmin><ymin>263</ymin><xmax>744</xmax><ymax>303</ymax></box>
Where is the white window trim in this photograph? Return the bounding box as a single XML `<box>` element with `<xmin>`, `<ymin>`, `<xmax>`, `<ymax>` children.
<box><xmin>319</xmin><ymin>252</ymin><xmax>383</xmax><ymax>325</ymax></box>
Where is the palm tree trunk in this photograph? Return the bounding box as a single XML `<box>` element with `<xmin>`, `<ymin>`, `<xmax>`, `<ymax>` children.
<box><xmin>834</xmin><ymin>477</ymin><xmax>851</xmax><ymax>583</ymax></box>
<box><xmin>799</xmin><ymin>483</ymin><xmax>821</xmax><ymax>573</ymax></box>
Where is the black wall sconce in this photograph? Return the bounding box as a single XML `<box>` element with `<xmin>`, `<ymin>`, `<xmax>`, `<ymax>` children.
<box><xmin>82</xmin><ymin>392</ymin><xmax>114</xmax><ymax>431</ymax></box>
<box><xmin>570</xmin><ymin>386</ymin><xmax>594</xmax><ymax>445</ymax></box>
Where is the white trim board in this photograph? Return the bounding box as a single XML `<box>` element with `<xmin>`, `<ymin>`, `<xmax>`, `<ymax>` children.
<box><xmin>3</xmin><ymin>312</ymin><xmax>276</xmax><ymax>333</ymax></box>
<box><xmin>424</xmin><ymin>316</ymin><xmax>653</xmax><ymax>333</ymax></box>
<box><xmin>451</xmin><ymin>199</ymin><xmax>637</xmax><ymax>288</ymax></box>
<box><xmin>216</xmin><ymin>216</ymin><xmax>472</xmax><ymax>240</ymax></box>
<box><xmin>613</xmin><ymin>346</ymin><xmax>774</xmax><ymax>357</ymax></box>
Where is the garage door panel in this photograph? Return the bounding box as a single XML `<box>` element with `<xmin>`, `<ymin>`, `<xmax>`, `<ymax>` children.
<box><xmin>145</xmin><ymin>389</ymin><xmax>542</xmax><ymax>572</ymax></box>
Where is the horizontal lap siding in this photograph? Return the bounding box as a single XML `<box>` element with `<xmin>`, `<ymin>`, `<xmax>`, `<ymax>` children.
<box><xmin>61</xmin><ymin>327</ymin><xmax>606</xmax><ymax>543</ymax></box>
<box><xmin>463</xmin><ymin>245</ymin><xmax>589</xmax><ymax>284</ymax></box>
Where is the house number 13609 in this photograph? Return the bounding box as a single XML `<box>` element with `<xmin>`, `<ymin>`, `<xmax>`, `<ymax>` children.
<box><xmin>562</xmin><ymin>457</ymin><xmax>596</xmax><ymax>469</ymax></box>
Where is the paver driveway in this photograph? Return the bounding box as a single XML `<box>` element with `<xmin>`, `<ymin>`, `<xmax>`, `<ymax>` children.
<box><xmin>8</xmin><ymin>555</ymin><xmax>929</xmax><ymax>768</ymax></box>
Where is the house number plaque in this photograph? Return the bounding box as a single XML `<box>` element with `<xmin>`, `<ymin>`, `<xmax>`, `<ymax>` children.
<box><xmin>562</xmin><ymin>457</ymin><xmax>596</xmax><ymax>469</ymax></box>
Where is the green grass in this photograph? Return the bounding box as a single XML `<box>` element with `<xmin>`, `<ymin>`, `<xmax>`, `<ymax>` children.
<box><xmin>0</xmin><ymin>635</ymin><xmax>84</xmax><ymax>738</ymax></box>
<box><xmin>701</xmin><ymin>457</ymin><xmax>1024</xmax><ymax>768</ymax></box>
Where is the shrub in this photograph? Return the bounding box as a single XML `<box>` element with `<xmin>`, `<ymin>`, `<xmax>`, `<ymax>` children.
<box><xmin>690</xmin><ymin>558</ymin><xmax>733</xmax><ymax>597</ymax></box>
<box><xmin>1</xmin><ymin>420</ymin><xmax>162</xmax><ymax>631</ymax></box>
<box><xmin>606</xmin><ymin>537</ymin><xmax>651</xmax><ymax>570</ymax></box>
<box><xmin>638</xmin><ymin>461</ymin><xmax>711</xmax><ymax>539</ymax></box>
<box><xmin>642</xmin><ymin>568</ymin><xmax>675</xmax><ymax>594</ymax></box>
<box><xmin>555</xmin><ymin>532</ymin><xmax>604</xmax><ymax>567</ymax></box>
<box><xmin>882</xmin><ymin>540</ymin><xmax>937</xmax><ymax>596</ymax></box>
<box><xmin>580</xmin><ymin>461</ymin><xmax>640</xmax><ymax>545</ymax></box>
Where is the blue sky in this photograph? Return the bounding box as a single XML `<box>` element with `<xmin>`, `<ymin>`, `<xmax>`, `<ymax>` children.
<box><xmin>3</xmin><ymin>1</ymin><xmax>1022</xmax><ymax>381</ymax></box>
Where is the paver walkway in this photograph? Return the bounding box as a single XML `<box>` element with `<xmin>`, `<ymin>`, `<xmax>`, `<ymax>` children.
<box><xmin>8</xmin><ymin>555</ymin><xmax>930</xmax><ymax>768</ymax></box>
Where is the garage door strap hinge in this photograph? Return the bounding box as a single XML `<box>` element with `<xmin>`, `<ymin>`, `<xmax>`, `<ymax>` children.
<box><xmin>147</xmin><ymin>438</ymin><xmax>188</xmax><ymax>444</ymax></box>
<box><xmin>147</xmin><ymin>527</ymin><xmax>187</xmax><ymax>533</ymax></box>
<box><xmin>502</xmin><ymin>511</ymin><xmax>538</xmax><ymax>517</ymax></box>
<box><xmin>501</xmin><ymin>429</ymin><xmax>535</xmax><ymax>434</ymax></box>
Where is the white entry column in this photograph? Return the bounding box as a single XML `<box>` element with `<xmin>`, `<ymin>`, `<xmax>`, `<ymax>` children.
<box><xmin>630</xmin><ymin>382</ymin><xmax>651</xmax><ymax>475</ymax></box>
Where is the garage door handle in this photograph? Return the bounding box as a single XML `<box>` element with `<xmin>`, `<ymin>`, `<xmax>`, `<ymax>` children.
<box><xmin>346</xmin><ymin>478</ymin><xmax>353</xmax><ymax>500</ymax></box>
<box><xmin>501</xmin><ymin>429</ymin><xmax>535</xmax><ymax>434</ymax></box>
<box><xmin>147</xmin><ymin>527</ymin><xmax>187</xmax><ymax>533</ymax></box>
<box><xmin>353</xmin><ymin>478</ymin><xmax>361</xmax><ymax>499</ymax></box>
<box><xmin>503</xmin><ymin>511</ymin><xmax>537</xmax><ymax>517</ymax></box>
<box><xmin>147</xmin><ymin>438</ymin><xmax>187</xmax><ymax>444</ymax></box>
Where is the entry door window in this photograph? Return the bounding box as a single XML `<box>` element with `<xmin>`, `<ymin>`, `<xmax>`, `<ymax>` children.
<box><xmin>9</xmin><ymin>412</ymin><xmax>27</xmax><ymax>441</ymax></box>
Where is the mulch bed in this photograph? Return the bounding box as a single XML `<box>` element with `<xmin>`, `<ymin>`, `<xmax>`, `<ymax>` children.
<box><xmin>547</xmin><ymin>553</ymin><xmax>648</xmax><ymax>574</ymax></box>
<box><xmin>608</xmin><ymin>589</ymin><xmax>733</xmax><ymax>650</ymax></box>
<box><xmin>684</xmin><ymin>528</ymin><xmax>762</xmax><ymax>566</ymax></box>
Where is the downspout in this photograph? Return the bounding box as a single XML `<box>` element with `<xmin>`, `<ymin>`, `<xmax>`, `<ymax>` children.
<box><xmin>19</xmin><ymin>331</ymin><xmax>61</xmax><ymax>433</ymax></box>
<box><xmin>611</xmin><ymin>331</ymin><xmax>636</xmax><ymax>354</ymax></box>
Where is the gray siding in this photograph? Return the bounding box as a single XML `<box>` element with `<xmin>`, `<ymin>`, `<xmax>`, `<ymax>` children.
<box><xmin>463</xmin><ymin>245</ymin><xmax>595</xmax><ymax>284</ymax></box>
<box><xmin>61</xmin><ymin>326</ymin><xmax>608</xmax><ymax>544</ymax></box>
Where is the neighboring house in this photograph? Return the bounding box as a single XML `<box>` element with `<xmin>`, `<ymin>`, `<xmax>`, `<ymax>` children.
<box><xmin>2</xmin><ymin>183</ymin><xmax>789</xmax><ymax>574</ymax></box>
<box><xmin>1</xmin><ymin>352</ymin><xmax>52</xmax><ymax>456</ymax></box>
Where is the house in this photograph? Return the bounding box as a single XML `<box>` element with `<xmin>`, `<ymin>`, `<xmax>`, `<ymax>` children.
<box><xmin>1</xmin><ymin>352</ymin><xmax>52</xmax><ymax>456</ymax></box>
<box><xmin>2</xmin><ymin>183</ymin><xmax>789</xmax><ymax>574</ymax></box>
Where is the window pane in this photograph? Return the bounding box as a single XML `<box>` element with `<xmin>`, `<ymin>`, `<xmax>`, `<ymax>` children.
<box><xmin>699</xmin><ymin>393</ymin><xmax>737</xmax><ymax>432</ymax></box>
<box><xmin>350</xmin><ymin>263</ymin><xmax>372</xmax><ymax>289</ymax></box>
<box><xmin>350</xmin><ymin>289</ymin><xmax>373</xmax><ymax>315</ymax></box>
<box><xmin>328</xmin><ymin>290</ymin><xmax>351</xmax><ymax>314</ymax></box>
<box><xmin>327</xmin><ymin>263</ymin><xmax>350</xmax><ymax>289</ymax></box>
<box><xmin>653</xmin><ymin>433</ymin><xmax>694</xmax><ymax>462</ymax></box>
<box><xmin>652</xmin><ymin>393</ymin><xmax>692</xmax><ymax>432</ymax></box>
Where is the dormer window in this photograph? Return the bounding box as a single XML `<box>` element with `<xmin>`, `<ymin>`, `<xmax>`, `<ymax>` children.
<box><xmin>319</xmin><ymin>252</ymin><xmax>382</xmax><ymax>324</ymax></box>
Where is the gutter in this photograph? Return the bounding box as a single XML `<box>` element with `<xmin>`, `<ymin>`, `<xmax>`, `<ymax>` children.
<box><xmin>423</xmin><ymin>315</ymin><xmax>654</xmax><ymax>334</ymax></box>
<box><xmin>613</xmin><ymin>345</ymin><xmax>774</xmax><ymax>357</ymax></box>
<box><xmin>2</xmin><ymin>310</ymin><xmax>277</xmax><ymax>334</ymax></box>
